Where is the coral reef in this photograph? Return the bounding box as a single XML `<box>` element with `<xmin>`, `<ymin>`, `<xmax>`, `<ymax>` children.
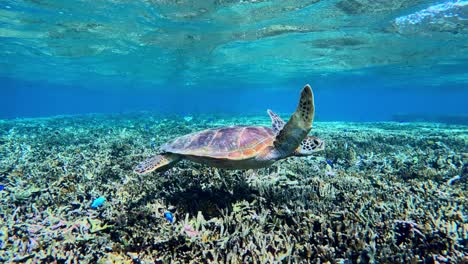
<box><xmin>0</xmin><ymin>113</ymin><xmax>466</xmax><ymax>263</ymax></box>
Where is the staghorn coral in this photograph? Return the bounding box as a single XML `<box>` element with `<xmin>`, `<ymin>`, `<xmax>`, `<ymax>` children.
<box><xmin>0</xmin><ymin>113</ymin><xmax>466</xmax><ymax>263</ymax></box>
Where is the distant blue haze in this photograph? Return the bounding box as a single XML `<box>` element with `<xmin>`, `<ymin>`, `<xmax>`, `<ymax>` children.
<box><xmin>2</xmin><ymin>76</ymin><xmax>467</xmax><ymax>122</ymax></box>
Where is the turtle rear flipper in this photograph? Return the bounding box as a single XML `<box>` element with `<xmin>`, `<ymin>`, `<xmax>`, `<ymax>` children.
<box><xmin>273</xmin><ymin>85</ymin><xmax>314</xmax><ymax>156</ymax></box>
<box><xmin>134</xmin><ymin>154</ymin><xmax>181</xmax><ymax>174</ymax></box>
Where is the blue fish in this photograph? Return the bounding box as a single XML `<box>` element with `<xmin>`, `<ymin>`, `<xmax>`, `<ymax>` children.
<box><xmin>91</xmin><ymin>197</ymin><xmax>106</xmax><ymax>209</ymax></box>
<box><xmin>326</xmin><ymin>159</ymin><xmax>334</xmax><ymax>167</ymax></box>
<box><xmin>164</xmin><ymin>212</ymin><xmax>174</xmax><ymax>223</ymax></box>
<box><xmin>0</xmin><ymin>185</ymin><xmax>4</xmax><ymax>191</ymax></box>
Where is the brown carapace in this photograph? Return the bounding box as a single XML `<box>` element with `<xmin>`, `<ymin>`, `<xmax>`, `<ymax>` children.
<box><xmin>134</xmin><ymin>84</ymin><xmax>324</xmax><ymax>175</ymax></box>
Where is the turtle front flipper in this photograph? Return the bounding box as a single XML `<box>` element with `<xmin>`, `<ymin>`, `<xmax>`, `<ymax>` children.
<box><xmin>134</xmin><ymin>154</ymin><xmax>181</xmax><ymax>174</ymax></box>
<box><xmin>273</xmin><ymin>85</ymin><xmax>314</xmax><ymax>157</ymax></box>
<box><xmin>267</xmin><ymin>109</ymin><xmax>285</xmax><ymax>135</ymax></box>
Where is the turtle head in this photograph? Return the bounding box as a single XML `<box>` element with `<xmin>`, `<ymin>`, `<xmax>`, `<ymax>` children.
<box><xmin>293</xmin><ymin>136</ymin><xmax>325</xmax><ymax>156</ymax></box>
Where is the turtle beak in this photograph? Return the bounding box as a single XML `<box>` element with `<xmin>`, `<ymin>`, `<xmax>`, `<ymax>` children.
<box><xmin>317</xmin><ymin>140</ymin><xmax>325</xmax><ymax>152</ymax></box>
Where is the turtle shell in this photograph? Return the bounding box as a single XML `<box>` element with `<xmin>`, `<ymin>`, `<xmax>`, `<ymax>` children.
<box><xmin>160</xmin><ymin>126</ymin><xmax>275</xmax><ymax>160</ymax></box>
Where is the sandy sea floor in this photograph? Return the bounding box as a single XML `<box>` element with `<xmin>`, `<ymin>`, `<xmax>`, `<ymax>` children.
<box><xmin>0</xmin><ymin>113</ymin><xmax>466</xmax><ymax>263</ymax></box>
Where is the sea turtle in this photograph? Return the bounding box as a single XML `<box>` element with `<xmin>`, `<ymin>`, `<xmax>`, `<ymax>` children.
<box><xmin>134</xmin><ymin>84</ymin><xmax>324</xmax><ymax>174</ymax></box>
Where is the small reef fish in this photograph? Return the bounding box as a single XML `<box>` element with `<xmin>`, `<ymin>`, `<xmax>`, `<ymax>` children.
<box><xmin>447</xmin><ymin>175</ymin><xmax>461</xmax><ymax>185</ymax></box>
<box><xmin>326</xmin><ymin>159</ymin><xmax>334</xmax><ymax>167</ymax></box>
<box><xmin>91</xmin><ymin>197</ymin><xmax>106</xmax><ymax>209</ymax></box>
<box><xmin>0</xmin><ymin>185</ymin><xmax>4</xmax><ymax>191</ymax></box>
<box><xmin>164</xmin><ymin>212</ymin><xmax>174</xmax><ymax>223</ymax></box>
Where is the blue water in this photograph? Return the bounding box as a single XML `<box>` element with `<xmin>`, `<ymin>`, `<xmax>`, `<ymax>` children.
<box><xmin>1</xmin><ymin>1</ymin><xmax>468</xmax><ymax>262</ymax></box>
<box><xmin>1</xmin><ymin>0</ymin><xmax>467</xmax><ymax>122</ymax></box>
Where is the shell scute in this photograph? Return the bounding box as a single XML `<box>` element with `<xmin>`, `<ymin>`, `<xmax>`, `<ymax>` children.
<box><xmin>242</xmin><ymin>149</ymin><xmax>256</xmax><ymax>156</ymax></box>
<box><xmin>161</xmin><ymin>126</ymin><xmax>274</xmax><ymax>159</ymax></box>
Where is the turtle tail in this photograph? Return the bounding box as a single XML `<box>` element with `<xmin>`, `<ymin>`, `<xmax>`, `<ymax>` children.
<box><xmin>134</xmin><ymin>154</ymin><xmax>181</xmax><ymax>174</ymax></box>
